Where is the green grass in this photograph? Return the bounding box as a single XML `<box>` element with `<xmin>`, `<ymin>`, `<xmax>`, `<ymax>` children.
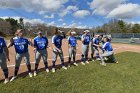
<box><xmin>0</xmin><ymin>52</ymin><xmax>140</xmax><ymax>93</ymax></box>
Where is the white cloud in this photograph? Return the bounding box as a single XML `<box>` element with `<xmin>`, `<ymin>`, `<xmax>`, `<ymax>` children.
<box><xmin>47</xmin><ymin>21</ymin><xmax>56</xmax><ymax>26</ymax></box>
<box><xmin>59</xmin><ymin>5</ymin><xmax>78</xmax><ymax>17</ymax></box>
<box><xmin>89</xmin><ymin>0</ymin><xmax>126</xmax><ymax>15</ymax></box>
<box><xmin>107</xmin><ymin>3</ymin><xmax>140</xmax><ymax>19</ymax></box>
<box><xmin>0</xmin><ymin>0</ymin><xmax>68</xmax><ymax>14</ymax></box>
<box><xmin>44</xmin><ymin>14</ymin><xmax>54</xmax><ymax>19</ymax></box>
<box><xmin>58</xmin><ymin>19</ymin><xmax>63</xmax><ymax>22</ymax></box>
<box><xmin>126</xmin><ymin>21</ymin><xmax>140</xmax><ymax>24</ymax></box>
<box><xmin>62</xmin><ymin>23</ymin><xmax>66</xmax><ymax>26</ymax></box>
<box><xmin>73</xmin><ymin>10</ymin><xmax>90</xmax><ymax>18</ymax></box>
<box><xmin>63</xmin><ymin>23</ymin><xmax>89</xmax><ymax>29</ymax></box>
<box><xmin>0</xmin><ymin>16</ymin><xmax>44</xmax><ymax>25</ymax></box>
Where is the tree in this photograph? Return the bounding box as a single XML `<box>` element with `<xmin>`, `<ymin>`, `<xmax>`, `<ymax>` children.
<box><xmin>132</xmin><ymin>24</ymin><xmax>140</xmax><ymax>33</ymax></box>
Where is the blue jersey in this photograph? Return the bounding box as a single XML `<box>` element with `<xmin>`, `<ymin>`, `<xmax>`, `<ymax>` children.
<box><xmin>11</xmin><ymin>37</ymin><xmax>30</xmax><ymax>54</ymax></box>
<box><xmin>52</xmin><ymin>35</ymin><xmax>64</xmax><ymax>48</ymax></box>
<box><xmin>34</xmin><ymin>36</ymin><xmax>48</xmax><ymax>50</ymax></box>
<box><xmin>68</xmin><ymin>36</ymin><xmax>77</xmax><ymax>47</ymax></box>
<box><xmin>102</xmin><ymin>42</ymin><xmax>113</xmax><ymax>51</ymax></box>
<box><xmin>0</xmin><ymin>37</ymin><xmax>6</xmax><ymax>53</ymax></box>
<box><xmin>92</xmin><ymin>38</ymin><xmax>100</xmax><ymax>46</ymax></box>
<box><xmin>81</xmin><ymin>34</ymin><xmax>90</xmax><ymax>45</ymax></box>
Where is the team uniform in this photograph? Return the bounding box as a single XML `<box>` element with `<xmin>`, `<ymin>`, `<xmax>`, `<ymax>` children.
<box><xmin>10</xmin><ymin>37</ymin><xmax>32</xmax><ymax>80</ymax></box>
<box><xmin>34</xmin><ymin>36</ymin><xmax>49</xmax><ymax>74</ymax></box>
<box><xmin>91</xmin><ymin>37</ymin><xmax>100</xmax><ymax>60</ymax></box>
<box><xmin>100</xmin><ymin>42</ymin><xmax>117</xmax><ymax>66</ymax></box>
<box><xmin>68</xmin><ymin>36</ymin><xmax>77</xmax><ymax>66</ymax></box>
<box><xmin>99</xmin><ymin>37</ymin><xmax>105</xmax><ymax>53</ymax></box>
<box><xmin>51</xmin><ymin>34</ymin><xmax>67</xmax><ymax>72</ymax></box>
<box><xmin>81</xmin><ymin>34</ymin><xmax>90</xmax><ymax>63</ymax></box>
<box><xmin>91</xmin><ymin>37</ymin><xmax>95</xmax><ymax>60</ymax></box>
<box><xmin>0</xmin><ymin>37</ymin><xmax>8</xmax><ymax>81</ymax></box>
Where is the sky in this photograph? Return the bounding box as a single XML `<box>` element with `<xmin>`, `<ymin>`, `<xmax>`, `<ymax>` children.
<box><xmin>0</xmin><ymin>0</ymin><xmax>140</xmax><ymax>28</ymax></box>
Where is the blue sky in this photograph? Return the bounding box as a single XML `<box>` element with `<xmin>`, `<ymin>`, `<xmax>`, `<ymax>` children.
<box><xmin>0</xmin><ymin>0</ymin><xmax>140</xmax><ymax>28</ymax></box>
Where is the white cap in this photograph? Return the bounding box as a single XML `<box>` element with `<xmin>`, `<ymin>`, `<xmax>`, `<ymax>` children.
<box><xmin>58</xmin><ymin>30</ymin><xmax>64</xmax><ymax>33</ymax></box>
<box><xmin>84</xmin><ymin>30</ymin><xmax>90</xmax><ymax>33</ymax></box>
<box><xmin>71</xmin><ymin>31</ymin><xmax>76</xmax><ymax>34</ymax></box>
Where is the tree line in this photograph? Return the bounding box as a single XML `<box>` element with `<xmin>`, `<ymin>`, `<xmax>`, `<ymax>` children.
<box><xmin>0</xmin><ymin>18</ymin><xmax>140</xmax><ymax>37</ymax></box>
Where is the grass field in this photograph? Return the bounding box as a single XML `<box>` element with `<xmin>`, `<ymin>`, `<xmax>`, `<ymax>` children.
<box><xmin>0</xmin><ymin>52</ymin><xmax>140</xmax><ymax>93</ymax></box>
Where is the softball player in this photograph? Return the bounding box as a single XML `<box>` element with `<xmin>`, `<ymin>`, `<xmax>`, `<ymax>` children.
<box><xmin>8</xmin><ymin>29</ymin><xmax>33</xmax><ymax>82</ymax></box>
<box><xmin>100</xmin><ymin>36</ymin><xmax>118</xmax><ymax>66</ymax></box>
<box><xmin>33</xmin><ymin>31</ymin><xmax>49</xmax><ymax>76</ymax></box>
<box><xmin>81</xmin><ymin>30</ymin><xmax>90</xmax><ymax>65</ymax></box>
<box><xmin>91</xmin><ymin>35</ymin><xmax>101</xmax><ymax>61</ymax></box>
<box><xmin>51</xmin><ymin>28</ymin><xmax>67</xmax><ymax>73</ymax></box>
<box><xmin>68</xmin><ymin>31</ymin><xmax>78</xmax><ymax>67</ymax></box>
<box><xmin>91</xmin><ymin>33</ymin><xmax>95</xmax><ymax>61</ymax></box>
<box><xmin>0</xmin><ymin>37</ymin><xmax>10</xmax><ymax>84</ymax></box>
<box><xmin>99</xmin><ymin>34</ymin><xmax>105</xmax><ymax>53</ymax></box>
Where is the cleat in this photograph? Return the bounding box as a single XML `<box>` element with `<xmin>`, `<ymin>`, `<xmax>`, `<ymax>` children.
<box><xmin>68</xmin><ymin>65</ymin><xmax>71</xmax><ymax>68</ymax></box>
<box><xmin>34</xmin><ymin>71</ymin><xmax>37</xmax><ymax>76</ymax></box>
<box><xmin>73</xmin><ymin>63</ymin><xmax>78</xmax><ymax>66</ymax></box>
<box><xmin>29</xmin><ymin>73</ymin><xmax>33</xmax><ymax>78</ymax></box>
<box><xmin>104</xmin><ymin>57</ymin><xmax>108</xmax><ymax>61</ymax></box>
<box><xmin>4</xmin><ymin>79</ymin><xmax>9</xmax><ymax>84</ymax></box>
<box><xmin>96</xmin><ymin>58</ymin><xmax>101</xmax><ymax>61</ymax></box>
<box><xmin>81</xmin><ymin>62</ymin><xmax>85</xmax><ymax>65</ymax></box>
<box><xmin>10</xmin><ymin>76</ymin><xmax>17</xmax><ymax>82</ymax></box>
<box><xmin>62</xmin><ymin>66</ymin><xmax>67</xmax><ymax>70</ymax></box>
<box><xmin>46</xmin><ymin>69</ymin><xmax>50</xmax><ymax>73</ymax></box>
<box><xmin>100</xmin><ymin>63</ymin><xmax>106</xmax><ymax>66</ymax></box>
<box><xmin>52</xmin><ymin>68</ymin><xmax>56</xmax><ymax>73</ymax></box>
<box><xmin>85</xmin><ymin>61</ymin><xmax>89</xmax><ymax>64</ymax></box>
<box><xmin>116</xmin><ymin>61</ymin><xmax>119</xmax><ymax>64</ymax></box>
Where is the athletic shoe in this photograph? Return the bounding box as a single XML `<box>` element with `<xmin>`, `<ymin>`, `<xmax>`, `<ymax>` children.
<box><xmin>96</xmin><ymin>58</ymin><xmax>101</xmax><ymax>61</ymax></box>
<box><xmin>62</xmin><ymin>66</ymin><xmax>67</xmax><ymax>70</ymax></box>
<box><xmin>10</xmin><ymin>76</ymin><xmax>17</xmax><ymax>82</ymax></box>
<box><xmin>104</xmin><ymin>57</ymin><xmax>108</xmax><ymax>61</ymax></box>
<box><xmin>52</xmin><ymin>68</ymin><xmax>56</xmax><ymax>73</ymax></box>
<box><xmin>73</xmin><ymin>63</ymin><xmax>78</xmax><ymax>66</ymax></box>
<box><xmin>100</xmin><ymin>63</ymin><xmax>106</xmax><ymax>66</ymax></box>
<box><xmin>46</xmin><ymin>69</ymin><xmax>50</xmax><ymax>73</ymax></box>
<box><xmin>92</xmin><ymin>59</ymin><xmax>95</xmax><ymax>62</ymax></box>
<box><xmin>116</xmin><ymin>61</ymin><xmax>119</xmax><ymax>64</ymax></box>
<box><xmin>81</xmin><ymin>62</ymin><xmax>85</xmax><ymax>65</ymax></box>
<box><xmin>34</xmin><ymin>71</ymin><xmax>37</xmax><ymax>76</ymax></box>
<box><xmin>68</xmin><ymin>64</ymin><xmax>71</xmax><ymax>68</ymax></box>
<box><xmin>29</xmin><ymin>73</ymin><xmax>33</xmax><ymax>78</ymax></box>
<box><xmin>4</xmin><ymin>79</ymin><xmax>9</xmax><ymax>84</ymax></box>
<box><xmin>85</xmin><ymin>61</ymin><xmax>89</xmax><ymax>64</ymax></box>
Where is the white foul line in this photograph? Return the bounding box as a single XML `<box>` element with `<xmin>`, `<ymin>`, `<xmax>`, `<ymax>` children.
<box><xmin>7</xmin><ymin>46</ymin><xmax>126</xmax><ymax>68</ymax></box>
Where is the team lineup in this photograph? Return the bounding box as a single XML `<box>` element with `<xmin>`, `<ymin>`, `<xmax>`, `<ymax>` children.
<box><xmin>0</xmin><ymin>27</ymin><xmax>118</xmax><ymax>84</ymax></box>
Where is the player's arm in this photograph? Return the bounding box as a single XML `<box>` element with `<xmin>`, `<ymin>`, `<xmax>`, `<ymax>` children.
<box><xmin>28</xmin><ymin>38</ymin><xmax>34</xmax><ymax>47</ymax></box>
<box><xmin>7</xmin><ymin>37</ymin><xmax>14</xmax><ymax>48</ymax></box>
<box><xmin>4</xmin><ymin>46</ymin><xmax>10</xmax><ymax>61</ymax></box>
<box><xmin>81</xmin><ymin>35</ymin><xmax>85</xmax><ymax>42</ymax></box>
<box><xmin>3</xmin><ymin>39</ymin><xmax>10</xmax><ymax>61</ymax></box>
<box><xmin>52</xmin><ymin>37</ymin><xmax>61</xmax><ymax>52</ymax></box>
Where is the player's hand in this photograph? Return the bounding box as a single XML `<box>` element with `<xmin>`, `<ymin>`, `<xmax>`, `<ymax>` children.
<box><xmin>7</xmin><ymin>56</ymin><xmax>10</xmax><ymax>62</ymax></box>
<box><xmin>28</xmin><ymin>38</ymin><xmax>32</xmax><ymax>42</ymax></box>
<box><xmin>33</xmin><ymin>48</ymin><xmax>36</xmax><ymax>53</ymax></box>
<box><xmin>76</xmin><ymin>46</ymin><xmax>79</xmax><ymax>50</ymax></box>
<box><xmin>10</xmin><ymin>37</ymin><xmax>13</xmax><ymax>43</ymax></box>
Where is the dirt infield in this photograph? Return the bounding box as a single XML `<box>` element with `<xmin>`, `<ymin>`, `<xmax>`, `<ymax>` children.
<box><xmin>0</xmin><ymin>39</ymin><xmax>140</xmax><ymax>80</ymax></box>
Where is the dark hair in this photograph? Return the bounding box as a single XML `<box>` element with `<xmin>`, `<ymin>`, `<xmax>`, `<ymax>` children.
<box><xmin>104</xmin><ymin>36</ymin><xmax>110</xmax><ymax>42</ymax></box>
<box><xmin>100</xmin><ymin>34</ymin><xmax>103</xmax><ymax>37</ymax></box>
<box><xmin>53</xmin><ymin>27</ymin><xmax>58</xmax><ymax>35</ymax></box>
<box><xmin>67</xmin><ymin>30</ymin><xmax>72</xmax><ymax>36</ymax></box>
